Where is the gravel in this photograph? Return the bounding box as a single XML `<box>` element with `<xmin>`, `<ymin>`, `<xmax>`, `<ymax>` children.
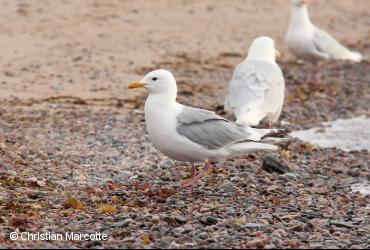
<box><xmin>0</xmin><ymin>50</ymin><xmax>369</xmax><ymax>248</ymax></box>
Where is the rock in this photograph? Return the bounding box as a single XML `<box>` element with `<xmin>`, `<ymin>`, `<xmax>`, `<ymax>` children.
<box><xmin>282</xmin><ymin>239</ymin><xmax>300</xmax><ymax>248</ymax></box>
<box><xmin>246</xmin><ymin>238</ymin><xmax>265</xmax><ymax>248</ymax></box>
<box><xmin>104</xmin><ymin>148</ymin><xmax>120</xmax><ymax>160</ymax></box>
<box><xmin>244</xmin><ymin>204</ymin><xmax>257</xmax><ymax>213</ymax></box>
<box><xmin>309</xmin><ymin>243</ymin><xmax>324</xmax><ymax>248</ymax></box>
<box><xmin>262</xmin><ymin>155</ymin><xmax>292</xmax><ymax>174</ymax></box>
<box><xmin>264</xmin><ymin>244</ymin><xmax>277</xmax><ymax>249</ymax></box>
<box><xmin>281</xmin><ymin>173</ymin><xmax>300</xmax><ymax>181</ymax></box>
<box><xmin>151</xmin><ymin>215</ymin><xmax>160</xmax><ymax>223</ymax></box>
<box><xmin>272</xmin><ymin>229</ymin><xmax>287</xmax><ymax>238</ymax></box>
<box><xmin>240</xmin><ymin>172</ymin><xmax>249</xmax><ymax>178</ymax></box>
<box><xmin>220</xmin><ymin>181</ymin><xmax>234</xmax><ymax>192</ymax></box>
<box><xmin>225</xmin><ymin>209</ymin><xmax>236</xmax><ymax>216</ymax></box>
<box><xmin>6</xmin><ymin>170</ymin><xmax>17</xmax><ymax>176</ymax></box>
<box><xmin>117</xmin><ymin>170</ymin><xmax>134</xmax><ymax>180</ymax></box>
<box><xmin>329</xmin><ymin>220</ymin><xmax>353</xmax><ymax>229</ymax></box>
<box><xmin>241</xmin><ymin>223</ymin><xmax>267</xmax><ymax>229</ymax></box>
<box><xmin>174</xmin><ymin>215</ymin><xmax>187</xmax><ymax>225</ymax></box>
<box><xmin>112</xmin><ymin>218</ymin><xmax>133</xmax><ymax>228</ymax></box>
<box><xmin>200</xmin><ymin>216</ymin><xmax>219</xmax><ymax>225</ymax></box>
<box><xmin>288</xmin><ymin>220</ymin><xmax>306</xmax><ymax>232</ymax></box>
<box><xmin>104</xmin><ymin>216</ymin><xmax>114</xmax><ymax>222</ymax></box>
<box><xmin>198</xmin><ymin>232</ymin><xmax>208</xmax><ymax>240</ymax></box>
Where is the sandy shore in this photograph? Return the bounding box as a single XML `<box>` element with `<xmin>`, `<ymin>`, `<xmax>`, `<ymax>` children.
<box><xmin>0</xmin><ymin>0</ymin><xmax>369</xmax><ymax>100</ymax></box>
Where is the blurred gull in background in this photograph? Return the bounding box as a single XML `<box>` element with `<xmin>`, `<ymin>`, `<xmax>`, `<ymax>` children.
<box><xmin>285</xmin><ymin>0</ymin><xmax>363</xmax><ymax>82</ymax></box>
<box><xmin>225</xmin><ymin>36</ymin><xmax>285</xmax><ymax>128</ymax></box>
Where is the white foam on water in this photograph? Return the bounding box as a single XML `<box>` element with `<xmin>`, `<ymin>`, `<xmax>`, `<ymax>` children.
<box><xmin>289</xmin><ymin>116</ymin><xmax>370</xmax><ymax>152</ymax></box>
<box><xmin>350</xmin><ymin>183</ymin><xmax>370</xmax><ymax>196</ymax></box>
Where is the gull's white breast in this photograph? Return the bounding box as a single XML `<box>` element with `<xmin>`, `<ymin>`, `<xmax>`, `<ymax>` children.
<box><xmin>286</xmin><ymin>26</ymin><xmax>320</xmax><ymax>63</ymax></box>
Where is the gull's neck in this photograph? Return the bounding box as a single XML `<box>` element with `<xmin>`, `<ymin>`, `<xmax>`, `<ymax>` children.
<box><xmin>247</xmin><ymin>53</ymin><xmax>275</xmax><ymax>62</ymax></box>
<box><xmin>289</xmin><ymin>5</ymin><xmax>313</xmax><ymax>29</ymax></box>
<box><xmin>145</xmin><ymin>92</ymin><xmax>178</xmax><ymax>109</ymax></box>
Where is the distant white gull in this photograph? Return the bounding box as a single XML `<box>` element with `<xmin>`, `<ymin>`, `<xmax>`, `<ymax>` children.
<box><xmin>128</xmin><ymin>69</ymin><xmax>289</xmax><ymax>189</ymax></box>
<box><xmin>225</xmin><ymin>36</ymin><xmax>285</xmax><ymax>127</ymax></box>
<box><xmin>285</xmin><ymin>0</ymin><xmax>363</xmax><ymax>82</ymax></box>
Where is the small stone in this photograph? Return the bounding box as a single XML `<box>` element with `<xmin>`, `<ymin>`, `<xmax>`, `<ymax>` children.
<box><xmin>198</xmin><ymin>232</ymin><xmax>208</xmax><ymax>240</ymax></box>
<box><xmin>264</xmin><ymin>244</ymin><xmax>276</xmax><ymax>249</ymax></box>
<box><xmin>151</xmin><ymin>215</ymin><xmax>160</xmax><ymax>223</ymax></box>
<box><xmin>6</xmin><ymin>170</ymin><xmax>17</xmax><ymax>176</ymax></box>
<box><xmin>200</xmin><ymin>216</ymin><xmax>219</xmax><ymax>225</ymax></box>
<box><xmin>309</xmin><ymin>243</ymin><xmax>324</xmax><ymax>248</ymax></box>
<box><xmin>282</xmin><ymin>239</ymin><xmax>300</xmax><ymax>248</ymax></box>
<box><xmin>288</xmin><ymin>220</ymin><xmax>306</xmax><ymax>232</ymax></box>
<box><xmin>240</xmin><ymin>172</ymin><xmax>249</xmax><ymax>178</ymax></box>
<box><xmin>259</xmin><ymin>219</ymin><xmax>270</xmax><ymax>225</ymax></box>
<box><xmin>329</xmin><ymin>220</ymin><xmax>353</xmax><ymax>229</ymax></box>
<box><xmin>246</xmin><ymin>238</ymin><xmax>265</xmax><ymax>248</ymax></box>
<box><xmin>272</xmin><ymin>229</ymin><xmax>287</xmax><ymax>238</ymax></box>
<box><xmin>112</xmin><ymin>218</ymin><xmax>133</xmax><ymax>228</ymax></box>
<box><xmin>262</xmin><ymin>155</ymin><xmax>292</xmax><ymax>174</ymax></box>
<box><xmin>220</xmin><ymin>181</ymin><xmax>234</xmax><ymax>192</ymax></box>
<box><xmin>241</xmin><ymin>223</ymin><xmax>267</xmax><ymax>229</ymax></box>
<box><xmin>308</xmin><ymin>218</ymin><xmax>324</xmax><ymax>230</ymax></box>
<box><xmin>104</xmin><ymin>148</ymin><xmax>120</xmax><ymax>160</ymax></box>
<box><xmin>104</xmin><ymin>216</ymin><xmax>114</xmax><ymax>222</ymax></box>
<box><xmin>118</xmin><ymin>170</ymin><xmax>134</xmax><ymax>180</ymax></box>
<box><xmin>174</xmin><ymin>215</ymin><xmax>187</xmax><ymax>224</ymax></box>
<box><xmin>281</xmin><ymin>173</ymin><xmax>300</xmax><ymax>181</ymax></box>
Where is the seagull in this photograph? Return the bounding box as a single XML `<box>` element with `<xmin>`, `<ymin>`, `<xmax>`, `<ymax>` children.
<box><xmin>128</xmin><ymin>69</ymin><xmax>289</xmax><ymax>190</ymax></box>
<box><xmin>225</xmin><ymin>36</ymin><xmax>285</xmax><ymax>128</ymax></box>
<box><xmin>285</xmin><ymin>0</ymin><xmax>363</xmax><ymax>83</ymax></box>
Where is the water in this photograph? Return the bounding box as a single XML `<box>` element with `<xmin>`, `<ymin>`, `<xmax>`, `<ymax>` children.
<box><xmin>289</xmin><ymin>116</ymin><xmax>370</xmax><ymax>152</ymax></box>
<box><xmin>351</xmin><ymin>183</ymin><xmax>370</xmax><ymax>196</ymax></box>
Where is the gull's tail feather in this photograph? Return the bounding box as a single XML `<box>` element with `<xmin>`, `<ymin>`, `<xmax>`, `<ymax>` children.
<box><xmin>261</xmin><ymin>128</ymin><xmax>290</xmax><ymax>139</ymax></box>
<box><xmin>261</xmin><ymin>137</ymin><xmax>293</xmax><ymax>144</ymax></box>
<box><xmin>228</xmin><ymin>142</ymin><xmax>277</xmax><ymax>157</ymax></box>
<box><xmin>336</xmin><ymin>49</ymin><xmax>363</xmax><ymax>63</ymax></box>
<box><xmin>242</xmin><ymin>126</ymin><xmax>290</xmax><ymax>141</ymax></box>
<box><xmin>344</xmin><ymin>51</ymin><xmax>363</xmax><ymax>63</ymax></box>
<box><xmin>260</xmin><ymin>128</ymin><xmax>292</xmax><ymax>144</ymax></box>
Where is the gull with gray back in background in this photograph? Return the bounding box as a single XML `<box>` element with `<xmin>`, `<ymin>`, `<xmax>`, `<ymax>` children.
<box><xmin>128</xmin><ymin>69</ymin><xmax>289</xmax><ymax>190</ymax></box>
<box><xmin>225</xmin><ymin>36</ymin><xmax>285</xmax><ymax>127</ymax></box>
<box><xmin>285</xmin><ymin>0</ymin><xmax>363</xmax><ymax>82</ymax></box>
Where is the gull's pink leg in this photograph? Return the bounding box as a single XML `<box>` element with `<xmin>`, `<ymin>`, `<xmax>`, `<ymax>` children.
<box><xmin>181</xmin><ymin>161</ymin><xmax>212</xmax><ymax>191</ymax></box>
<box><xmin>304</xmin><ymin>64</ymin><xmax>313</xmax><ymax>84</ymax></box>
<box><xmin>313</xmin><ymin>63</ymin><xmax>322</xmax><ymax>85</ymax></box>
<box><xmin>181</xmin><ymin>164</ymin><xmax>197</xmax><ymax>191</ymax></box>
<box><xmin>190</xmin><ymin>164</ymin><xmax>196</xmax><ymax>179</ymax></box>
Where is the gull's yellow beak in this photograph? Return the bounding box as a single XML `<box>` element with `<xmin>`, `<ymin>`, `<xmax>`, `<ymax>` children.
<box><xmin>275</xmin><ymin>50</ymin><xmax>281</xmax><ymax>60</ymax></box>
<box><xmin>128</xmin><ymin>81</ymin><xmax>145</xmax><ymax>89</ymax></box>
<box><xmin>300</xmin><ymin>0</ymin><xmax>308</xmax><ymax>4</ymax></box>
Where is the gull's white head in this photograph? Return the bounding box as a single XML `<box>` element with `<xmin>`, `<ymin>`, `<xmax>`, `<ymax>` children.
<box><xmin>128</xmin><ymin>69</ymin><xmax>177</xmax><ymax>97</ymax></box>
<box><xmin>247</xmin><ymin>36</ymin><xmax>280</xmax><ymax>62</ymax></box>
<box><xmin>291</xmin><ymin>0</ymin><xmax>308</xmax><ymax>7</ymax></box>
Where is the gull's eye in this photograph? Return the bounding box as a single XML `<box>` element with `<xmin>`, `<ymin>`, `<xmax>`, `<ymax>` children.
<box><xmin>152</xmin><ymin>77</ymin><xmax>158</xmax><ymax>81</ymax></box>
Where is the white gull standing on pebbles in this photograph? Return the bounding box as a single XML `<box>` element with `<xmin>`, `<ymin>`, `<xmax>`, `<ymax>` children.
<box><xmin>285</xmin><ymin>0</ymin><xmax>363</xmax><ymax>82</ymax></box>
<box><xmin>128</xmin><ymin>69</ymin><xmax>289</xmax><ymax>189</ymax></box>
<box><xmin>225</xmin><ymin>36</ymin><xmax>285</xmax><ymax>127</ymax></box>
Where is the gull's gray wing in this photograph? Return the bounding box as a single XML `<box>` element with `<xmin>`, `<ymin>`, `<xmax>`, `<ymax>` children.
<box><xmin>176</xmin><ymin>106</ymin><xmax>252</xmax><ymax>150</ymax></box>
<box><xmin>313</xmin><ymin>27</ymin><xmax>353</xmax><ymax>59</ymax></box>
